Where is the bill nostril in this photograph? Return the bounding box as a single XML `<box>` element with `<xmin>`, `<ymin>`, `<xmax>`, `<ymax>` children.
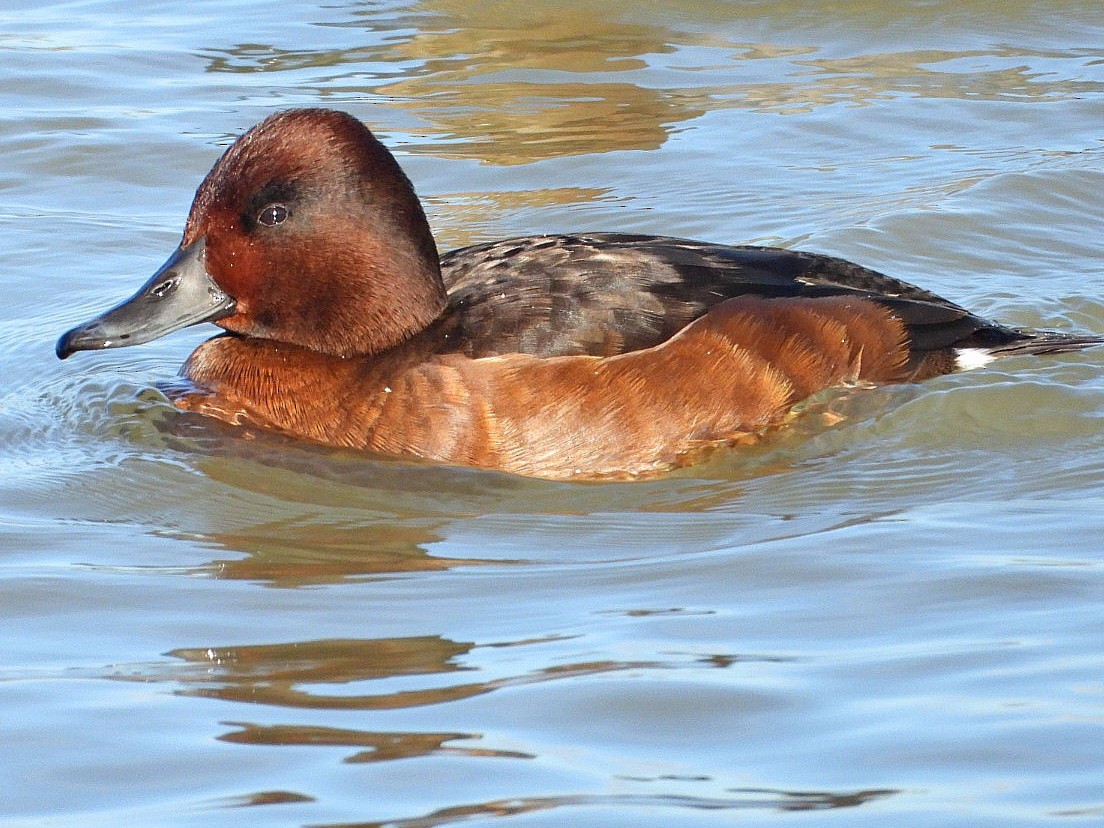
<box><xmin>151</xmin><ymin>277</ymin><xmax>178</xmax><ymax>299</ymax></box>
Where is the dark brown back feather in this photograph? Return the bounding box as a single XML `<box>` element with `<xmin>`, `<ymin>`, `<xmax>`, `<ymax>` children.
<box><xmin>438</xmin><ymin>233</ymin><xmax>1027</xmax><ymax>360</ymax></box>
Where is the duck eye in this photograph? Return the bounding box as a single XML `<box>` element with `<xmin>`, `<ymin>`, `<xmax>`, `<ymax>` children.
<box><xmin>258</xmin><ymin>204</ymin><xmax>289</xmax><ymax>227</ymax></box>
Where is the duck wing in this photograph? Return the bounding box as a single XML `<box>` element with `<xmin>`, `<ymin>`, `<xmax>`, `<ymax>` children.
<box><xmin>439</xmin><ymin>236</ymin><xmax>1024</xmax><ymax>359</ymax></box>
<box><xmin>439</xmin><ymin>232</ymin><xmax>1013</xmax><ymax>358</ymax></box>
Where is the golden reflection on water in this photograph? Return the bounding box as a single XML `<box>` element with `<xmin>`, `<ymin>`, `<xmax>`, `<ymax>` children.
<box><xmin>791</xmin><ymin>48</ymin><xmax>1104</xmax><ymax>106</ymax></box>
<box><xmin>194</xmin><ymin>0</ymin><xmax>1104</xmax><ymax>169</ymax></box>
<box><xmin>425</xmin><ymin>187</ymin><xmax>614</xmax><ymax>249</ymax></box>
<box><xmin>376</xmin><ymin>2</ymin><xmax>710</xmax><ymax>162</ymax></box>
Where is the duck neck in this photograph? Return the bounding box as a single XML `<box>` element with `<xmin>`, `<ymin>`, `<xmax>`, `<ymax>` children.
<box><xmin>248</xmin><ymin>219</ymin><xmax>449</xmax><ymax>360</ymax></box>
<box><xmin>352</xmin><ymin>238</ymin><xmax>449</xmax><ymax>355</ymax></box>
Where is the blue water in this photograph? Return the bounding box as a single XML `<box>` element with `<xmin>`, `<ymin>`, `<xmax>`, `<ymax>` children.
<box><xmin>2</xmin><ymin>1</ymin><xmax>1104</xmax><ymax>825</ymax></box>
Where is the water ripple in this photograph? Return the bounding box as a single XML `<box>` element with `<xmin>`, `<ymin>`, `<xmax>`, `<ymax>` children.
<box><xmin>309</xmin><ymin>787</ymin><xmax>899</xmax><ymax>827</ymax></box>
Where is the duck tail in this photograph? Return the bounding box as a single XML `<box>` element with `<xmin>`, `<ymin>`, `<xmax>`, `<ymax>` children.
<box><xmin>987</xmin><ymin>329</ymin><xmax>1104</xmax><ymax>356</ymax></box>
<box><xmin>952</xmin><ymin>328</ymin><xmax>1104</xmax><ymax>371</ymax></box>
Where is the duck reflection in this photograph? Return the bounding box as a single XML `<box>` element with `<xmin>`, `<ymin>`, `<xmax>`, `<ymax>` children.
<box><xmin>170</xmin><ymin>636</ymin><xmax>481</xmax><ymax>709</ymax></box>
<box><xmin>167</xmin><ymin>634</ymin><xmax>656</xmax><ymax>710</ymax></box>
<box><xmin>149</xmin><ymin>409</ymin><xmax>530</xmax><ymax>585</ymax></box>
<box><xmin>156</xmin><ymin>635</ymin><xmax>802</xmax><ymax>780</ymax></box>
<box><xmin>220</xmin><ymin>722</ymin><xmax>532</xmax><ymax>763</ymax></box>
<box><xmin>303</xmin><ymin>787</ymin><xmax>899</xmax><ymax>828</ymax></box>
<box><xmin>189</xmin><ymin>519</ymin><xmax>482</xmax><ymax>586</ymax></box>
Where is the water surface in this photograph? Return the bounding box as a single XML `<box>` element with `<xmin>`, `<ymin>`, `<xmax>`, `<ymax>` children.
<box><xmin>2</xmin><ymin>1</ymin><xmax>1104</xmax><ymax>825</ymax></box>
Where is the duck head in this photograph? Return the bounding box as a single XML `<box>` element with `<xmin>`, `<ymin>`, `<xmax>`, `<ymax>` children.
<box><xmin>57</xmin><ymin>108</ymin><xmax>448</xmax><ymax>360</ymax></box>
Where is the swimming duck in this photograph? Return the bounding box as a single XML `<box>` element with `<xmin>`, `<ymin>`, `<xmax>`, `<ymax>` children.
<box><xmin>57</xmin><ymin>108</ymin><xmax>1101</xmax><ymax>479</ymax></box>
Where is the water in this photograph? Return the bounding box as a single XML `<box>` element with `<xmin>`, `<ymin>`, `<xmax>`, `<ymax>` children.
<box><xmin>2</xmin><ymin>1</ymin><xmax>1104</xmax><ymax>825</ymax></box>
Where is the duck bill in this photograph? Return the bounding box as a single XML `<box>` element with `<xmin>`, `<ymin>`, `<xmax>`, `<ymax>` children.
<box><xmin>56</xmin><ymin>237</ymin><xmax>235</xmax><ymax>359</ymax></box>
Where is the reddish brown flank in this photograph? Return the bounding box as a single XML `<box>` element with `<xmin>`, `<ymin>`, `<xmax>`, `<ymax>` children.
<box><xmin>178</xmin><ymin>294</ymin><xmax>909</xmax><ymax>478</ymax></box>
<box><xmin>57</xmin><ymin>108</ymin><xmax>1102</xmax><ymax>479</ymax></box>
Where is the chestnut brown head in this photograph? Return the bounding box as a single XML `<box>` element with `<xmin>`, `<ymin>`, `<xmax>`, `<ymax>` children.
<box><xmin>58</xmin><ymin>109</ymin><xmax>448</xmax><ymax>360</ymax></box>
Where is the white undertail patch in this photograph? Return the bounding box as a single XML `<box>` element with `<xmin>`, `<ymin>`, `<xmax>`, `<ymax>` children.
<box><xmin>954</xmin><ymin>347</ymin><xmax>997</xmax><ymax>372</ymax></box>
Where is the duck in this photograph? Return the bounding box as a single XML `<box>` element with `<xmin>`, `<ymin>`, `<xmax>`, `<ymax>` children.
<box><xmin>56</xmin><ymin>108</ymin><xmax>1102</xmax><ymax>480</ymax></box>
